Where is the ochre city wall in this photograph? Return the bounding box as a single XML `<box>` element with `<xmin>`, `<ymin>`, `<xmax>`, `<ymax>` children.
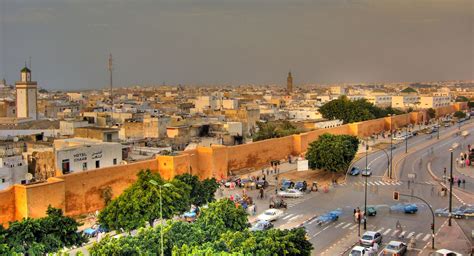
<box><xmin>0</xmin><ymin>103</ymin><xmax>467</xmax><ymax>225</ymax></box>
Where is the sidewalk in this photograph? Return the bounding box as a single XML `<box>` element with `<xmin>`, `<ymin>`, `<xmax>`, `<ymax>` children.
<box><xmin>418</xmin><ymin>219</ymin><xmax>472</xmax><ymax>255</ymax></box>
<box><xmin>320</xmin><ymin>229</ymin><xmax>359</xmax><ymax>256</ymax></box>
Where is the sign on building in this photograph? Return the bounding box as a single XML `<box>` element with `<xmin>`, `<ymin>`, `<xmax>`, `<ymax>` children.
<box><xmin>297</xmin><ymin>160</ymin><xmax>309</xmax><ymax>172</ymax></box>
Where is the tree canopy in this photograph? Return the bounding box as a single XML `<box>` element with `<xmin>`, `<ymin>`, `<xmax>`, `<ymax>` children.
<box><xmin>0</xmin><ymin>206</ymin><xmax>86</xmax><ymax>255</ymax></box>
<box><xmin>400</xmin><ymin>87</ymin><xmax>417</xmax><ymax>93</ymax></box>
<box><xmin>90</xmin><ymin>199</ymin><xmax>312</xmax><ymax>256</ymax></box>
<box><xmin>253</xmin><ymin>121</ymin><xmax>301</xmax><ymax>141</ymax></box>
<box><xmin>455</xmin><ymin>96</ymin><xmax>469</xmax><ymax>102</ymax></box>
<box><xmin>453</xmin><ymin>111</ymin><xmax>467</xmax><ymax>119</ymax></box>
<box><xmin>174</xmin><ymin>173</ymin><xmax>219</xmax><ymax>206</ymax></box>
<box><xmin>427</xmin><ymin>108</ymin><xmax>436</xmax><ymax>119</ymax></box>
<box><xmin>306</xmin><ymin>133</ymin><xmax>359</xmax><ymax>173</ymax></box>
<box><xmin>318</xmin><ymin>96</ymin><xmax>403</xmax><ymax>124</ymax></box>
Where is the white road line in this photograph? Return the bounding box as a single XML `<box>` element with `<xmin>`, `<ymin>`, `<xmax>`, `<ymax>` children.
<box><xmin>282</xmin><ymin>214</ymin><xmax>294</xmax><ymax>220</ymax></box>
<box><xmin>379</xmin><ymin>182</ymin><xmax>388</xmax><ymax>185</ymax></box>
<box><xmin>422</xmin><ymin>234</ymin><xmax>431</xmax><ymax>241</ymax></box>
<box><xmin>349</xmin><ymin>224</ymin><xmax>358</xmax><ymax>230</ymax></box>
<box><xmin>399</xmin><ymin>231</ymin><xmax>406</xmax><ymax>237</ymax></box>
<box><xmin>376</xmin><ymin>228</ymin><xmax>384</xmax><ymax>233</ymax></box>
<box><xmin>391</xmin><ymin>230</ymin><xmax>399</xmax><ymax>236</ymax></box>
<box><xmin>342</xmin><ymin>223</ymin><xmax>352</xmax><ymax>229</ymax></box>
<box><xmin>374</xmin><ymin>181</ymin><xmax>382</xmax><ymax>185</ymax></box>
<box><xmin>369</xmin><ymin>182</ymin><xmax>375</xmax><ymax>185</ymax></box>
<box><xmin>289</xmin><ymin>215</ymin><xmax>300</xmax><ymax>221</ymax></box>
<box><xmin>406</xmin><ymin>232</ymin><xmax>415</xmax><ymax>239</ymax></box>
<box><xmin>307</xmin><ymin>218</ymin><xmax>318</xmax><ymax>225</ymax></box>
<box><xmin>383</xmin><ymin>229</ymin><xmax>391</xmax><ymax>235</ymax></box>
<box><xmin>335</xmin><ymin>222</ymin><xmax>346</xmax><ymax>228</ymax></box>
<box><xmin>415</xmin><ymin>233</ymin><xmax>424</xmax><ymax>240</ymax></box>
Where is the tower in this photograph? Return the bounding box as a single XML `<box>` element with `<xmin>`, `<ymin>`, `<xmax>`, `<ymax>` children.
<box><xmin>287</xmin><ymin>71</ymin><xmax>293</xmax><ymax>93</ymax></box>
<box><xmin>15</xmin><ymin>65</ymin><xmax>38</xmax><ymax>120</ymax></box>
<box><xmin>108</xmin><ymin>53</ymin><xmax>113</xmax><ymax>105</ymax></box>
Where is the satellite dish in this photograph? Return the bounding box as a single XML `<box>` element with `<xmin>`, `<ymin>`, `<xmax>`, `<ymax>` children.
<box><xmin>13</xmin><ymin>137</ymin><xmax>19</xmax><ymax>142</ymax></box>
<box><xmin>25</xmin><ymin>173</ymin><xmax>33</xmax><ymax>181</ymax></box>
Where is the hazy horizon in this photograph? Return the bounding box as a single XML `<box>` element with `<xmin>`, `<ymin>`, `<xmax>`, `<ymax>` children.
<box><xmin>1</xmin><ymin>0</ymin><xmax>473</xmax><ymax>90</ymax></box>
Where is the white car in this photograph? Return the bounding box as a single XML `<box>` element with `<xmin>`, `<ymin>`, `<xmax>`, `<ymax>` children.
<box><xmin>257</xmin><ymin>209</ymin><xmax>284</xmax><ymax>222</ymax></box>
<box><xmin>433</xmin><ymin>249</ymin><xmax>462</xmax><ymax>256</ymax></box>
<box><xmin>350</xmin><ymin>245</ymin><xmax>375</xmax><ymax>256</ymax></box>
<box><xmin>277</xmin><ymin>189</ymin><xmax>303</xmax><ymax>198</ymax></box>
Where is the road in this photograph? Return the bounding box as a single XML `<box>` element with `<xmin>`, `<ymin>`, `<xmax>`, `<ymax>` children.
<box><xmin>268</xmin><ymin>120</ymin><xmax>474</xmax><ymax>255</ymax></box>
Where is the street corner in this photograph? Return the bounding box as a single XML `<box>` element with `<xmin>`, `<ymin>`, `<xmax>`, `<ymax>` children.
<box><xmin>419</xmin><ymin>219</ymin><xmax>472</xmax><ymax>256</ymax></box>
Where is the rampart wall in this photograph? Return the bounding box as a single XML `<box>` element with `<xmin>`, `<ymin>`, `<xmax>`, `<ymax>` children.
<box><xmin>0</xmin><ymin>103</ymin><xmax>466</xmax><ymax>225</ymax></box>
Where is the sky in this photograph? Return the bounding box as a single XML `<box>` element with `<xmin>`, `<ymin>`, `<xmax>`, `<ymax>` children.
<box><xmin>0</xmin><ymin>0</ymin><xmax>473</xmax><ymax>90</ymax></box>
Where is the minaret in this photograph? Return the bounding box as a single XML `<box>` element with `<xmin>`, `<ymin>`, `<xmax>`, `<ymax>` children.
<box><xmin>15</xmin><ymin>65</ymin><xmax>38</xmax><ymax>120</ymax></box>
<box><xmin>108</xmin><ymin>53</ymin><xmax>113</xmax><ymax>106</ymax></box>
<box><xmin>287</xmin><ymin>71</ymin><xmax>293</xmax><ymax>94</ymax></box>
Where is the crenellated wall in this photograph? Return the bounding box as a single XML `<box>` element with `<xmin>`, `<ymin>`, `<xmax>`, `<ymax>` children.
<box><xmin>0</xmin><ymin>103</ymin><xmax>467</xmax><ymax>226</ymax></box>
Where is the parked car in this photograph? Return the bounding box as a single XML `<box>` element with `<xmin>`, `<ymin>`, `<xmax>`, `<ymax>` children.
<box><xmin>433</xmin><ymin>249</ymin><xmax>462</xmax><ymax>256</ymax></box>
<box><xmin>366</xmin><ymin>206</ymin><xmax>377</xmax><ymax>216</ymax></box>
<box><xmin>83</xmin><ymin>224</ymin><xmax>107</xmax><ymax>237</ymax></box>
<box><xmin>360</xmin><ymin>231</ymin><xmax>382</xmax><ymax>247</ymax></box>
<box><xmin>350</xmin><ymin>245</ymin><xmax>375</xmax><ymax>256</ymax></box>
<box><xmin>361</xmin><ymin>168</ymin><xmax>372</xmax><ymax>176</ymax></box>
<box><xmin>294</xmin><ymin>181</ymin><xmax>307</xmax><ymax>192</ymax></box>
<box><xmin>249</xmin><ymin>220</ymin><xmax>274</xmax><ymax>231</ymax></box>
<box><xmin>280</xmin><ymin>179</ymin><xmax>294</xmax><ymax>191</ymax></box>
<box><xmin>382</xmin><ymin>241</ymin><xmax>407</xmax><ymax>255</ymax></box>
<box><xmin>257</xmin><ymin>209</ymin><xmax>284</xmax><ymax>222</ymax></box>
<box><xmin>269</xmin><ymin>196</ymin><xmax>287</xmax><ymax>209</ymax></box>
<box><xmin>278</xmin><ymin>188</ymin><xmax>304</xmax><ymax>198</ymax></box>
<box><xmin>390</xmin><ymin>203</ymin><xmax>418</xmax><ymax>214</ymax></box>
<box><xmin>350</xmin><ymin>167</ymin><xmax>361</xmax><ymax>176</ymax></box>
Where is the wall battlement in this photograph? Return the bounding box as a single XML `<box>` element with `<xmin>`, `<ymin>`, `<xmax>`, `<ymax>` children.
<box><xmin>0</xmin><ymin>103</ymin><xmax>466</xmax><ymax>225</ymax></box>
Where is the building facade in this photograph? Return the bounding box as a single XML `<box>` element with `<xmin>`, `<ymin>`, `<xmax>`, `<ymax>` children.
<box><xmin>15</xmin><ymin>67</ymin><xmax>38</xmax><ymax>120</ymax></box>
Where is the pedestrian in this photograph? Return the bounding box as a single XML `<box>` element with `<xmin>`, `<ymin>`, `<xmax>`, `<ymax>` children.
<box><xmin>260</xmin><ymin>187</ymin><xmax>264</xmax><ymax>199</ymax></box>
<box><xmin>458</xmin><ymin>179</ymin><xmax>461</xmax><ymax>187</ymax></box>
<box><xmin>261</xmin><ymin>169</ymin><xmax>264</xmax><ymax>175</ymax></box>
<box><xmin>396</xmin><ymin>220</ymin><xmax>402</xmax><ymax>230</ymax></box>
<box><xmin>371</xmin><ymin>242</ymin><xmax>379</xmax><ymax>254</ymax></box>
<box><xmin>266</xmin><ymin>169</ymin><xmax>269</xmax><ymax>176</ymax></box>
<box><xmin>462</xmin><ymin>179</ymin><xmax>466</xmax><ymax>188</ymax></box>
<box><xmin>431</xmin><ymin>186</ymin><xmax>435</xmax><ymax>196</ymax></box>
<box><xmin>444</xmin><ymin>167</ymin><xmax>447</xmax><ymax>176</ymax></box>
<box><xmin>253</xmin><ymin>204</ymin><xmax>257</xmax><ymax>216</ymax></box>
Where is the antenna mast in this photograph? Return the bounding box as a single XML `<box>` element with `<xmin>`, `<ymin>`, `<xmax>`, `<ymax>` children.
<box><xmin>108</xmin><ymin>53</ymin><xmax>113</xmax><ymax>107</ymax></box>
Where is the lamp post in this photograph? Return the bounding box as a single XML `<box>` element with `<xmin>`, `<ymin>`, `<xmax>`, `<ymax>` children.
<box><xmin>448</xmin><ymin>143</ymin><xmax>459</xmax><ymax>227</ymax></box>
<box><xmin>149</xmin><ymin>180</ymin><xmax>174</xmax><ymax>256</ymax></box>
<box><xmin>364</xmin><ymin>137</ymin><xmax>368</xmax><ymax>230</ymax></box>
<box><xmin>388</xmin><ymin>114</ymin><xmax>394</xmax><ymax>179</ymax></box>
<box><xmin>405</xmin><ymin>114</ymin><xmax>409</xmax><ymax>154</ymax></box>
<box><xmin>437</xmin><ymin>119</ymin><xmax>440</xmax><ymax>140</ymax></box>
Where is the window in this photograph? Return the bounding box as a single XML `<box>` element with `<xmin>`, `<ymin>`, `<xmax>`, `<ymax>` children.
<box><xmin>113</xmin><ymin>158</ymin><xmax>117</xmax><ymax>165</ymax></box>
<box><xmin>95</xmin><ymin>160</ymin><xmax>100</xmax><ymax>168</ymax></box>
<box><xmin>62</xmin><ymin>159</ymin><xmax>70</xmax><ymax>173</ymax></box>
<box><xmin>106</xmin><ymin>133</ymin><xmax>113</xmax><ymax>142</ymax></box>
<box><xmin>82</xmin><ymin>162</ymin><xmax>87</xmax><ymax>170</ymax></box>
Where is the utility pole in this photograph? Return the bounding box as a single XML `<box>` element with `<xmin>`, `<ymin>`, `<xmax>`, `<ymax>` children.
<box><xmin>405</xmin><ymin>114</ymin><xmax>408</xmax><ymax>154</ymax></box>
<box><xmin>108</xmin><ymin>53</ymin><xmax>113</xmax><ymax>108</ymax></box>
<box><xmin>389</xmin><ymin>114</ymin><xmax>393</xmax><ymax>179</ymax></box>
<box><xmin>364</xmin><ymin>137</ymin><xmax>368</xmax><ymax>230</ymax></box>
<box><xmin>449</xmin><ymin>148</ymin><xmax>453</xmax><ymax>226</ymax></box>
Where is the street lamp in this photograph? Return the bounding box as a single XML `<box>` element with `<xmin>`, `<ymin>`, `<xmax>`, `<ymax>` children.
<box><xmin>364</xmin><ymin>137</ymin><xmax>368</xmax><ymax>230</ymax></box>
<box><xmin>405</xmin><ymin>114</ymin><xmax>409</xmax><ymax>154</ymax></box>
<box><xmin>149</xmin><ymin>180</ymin><xmax>174</xmax><ymax>256</ymax></box>
<box><xmin>448</xmin><ymin>143</ymin><xmax>459</xmax><ymax>227</ymax></box>
<box><xmin>437</xmin><ymin>118</ymin><xmax>440</xmax><ymax>140</ymax></box>
<box><xmin>388</xmin><ymin>114</ymin><xmax>394</xmax><ymax>179</ymax></box>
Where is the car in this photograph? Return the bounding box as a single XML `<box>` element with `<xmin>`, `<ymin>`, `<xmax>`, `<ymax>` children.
<box><xmin>360</xmin><ymin>231</ymin><xmax>382</xmax><ymax>246</ymax></box>
<box><xmin>83</xmin><ymin>224</ymin><xmax>107</xmax><ymax>237</ymax></box>
<box><xmin>454</xmin><ymin>207</ymin><xmax>474</xmax><ymax>219</ymax></box>
<box><xmin>390</xmin><ymin>203</ymin><xmax>418</xmax><ymax>214</ymax></box>
<box><xmin>249</xmin><ymin>220</ymin><xmax>274</xmax><ymax>231</ymax></box>
<box><xmin>444</xmin><ymin>123</ymin><xmax>450</xmax><ymax>127</ymax></box>
<box><xmin>366</xmin><ymin>206</ymin><xmax>377</xmax><ymax>216</ymax></box>
<box><xmin>294</xmin><ymin>181</ymin><xmax>307</xmax><ymax>191</ymax></box>
<box><xmin>277</xmin><ymin>188</ymin><xmax>304</xmax><ymax>198</ymax></box>
<box><xmin>257</xmin><ymin>209</ymin><xmax>284</xmax><ymax>222</ymax></box>
<box><xmin>350</xmin><ymin>167</ymin><xmax>361</xmax><ymax>176</ymax></box>
<box><xmin>280</xmin><ymin>179</ymin><xmax>294</xmax><ymax>191</ymax></box>
<box><xmin>433</xmin><ymin>249</ymin><xmax>462</xmax><ymax>256</ymax></box>
<box><xmin>435</xmin><ymin>208</ymin><xmax>450</xmax><ymax>217</ymax></box>
<box><xmin>361</xmin><ymin>168</ymin><xmax>372</xmax><ymax>176</ymax></box>
<box><xmin>350</xmin><ymin>245</ymin><xmax>375</xmax><ymax>256</ymax></box>
<box><xmin>382</xmin><ymin>241</ymin><xmax>407</xmax><ymax>255</ymax></box>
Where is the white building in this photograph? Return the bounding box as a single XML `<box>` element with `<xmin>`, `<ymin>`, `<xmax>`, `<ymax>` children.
<box><xmin>391</xmin><ymin>95</ymin><xmax>420</xmax><ymax>109</ymax></box>
<box><xmin>59</xmin><ymin>120</ymin><xmax>91</xmax><ymax>136</ymax></box>
<box><xmin>15</xmin><ymin>66</ymin><xmax>38</xmax><ymax>120</ymax></box>
<box><xmin>222</xmin><ymin>99</ymin><xmax>239</xmax><ymax>110</ymax></box>
<box><xmin>0</xmin><ymin>155</ymin><xmax>28</xmax><ymax>190</ymax></box>
<box><xmin>288</xmin><ymin>108</ymin><xmax>322</xmax><ymax>120</ymax></box>
<box><xmin>365</xmin><ymin>94</ymin><xmax>392</xmax><ymax>107</ymax></box>
<box><xmin>314</xmin><ymin>119</ymin><xmax>344</xmax><ymax>129</ymax></box>
<box><xmin>54</xmin><ymin>138</ymin><xmax>123</xmax><ymax>174</ymax></box>
<box><xmin>419</xmin><ymin>96</ymin><xmax>451</xmax><ymax>109</ymax></box>
<box><xmin>223</xmin><ymin>122</ymin><xmax>243</xmax><ymax>136</ymax></box>
<box><xmin>329</xmin><ymin>86</ymin><xmax>347</xmax><ymax>95</ymax></box>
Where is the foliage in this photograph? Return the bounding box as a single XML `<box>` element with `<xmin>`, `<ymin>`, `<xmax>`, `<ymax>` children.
<box><xmin>400</xmin><ymin>87</ymin><xmax>417</xmax><ymax>93</ymax></box>
<box><xmin>455</xmin><ymin>96</ymin><xmax>469</xmax><ymax>102</ymax></box>
<box><xmin>253</xmin><ymin>121</ymin><xmax>301</xmax><ymax>141</ymax></box>
<box><xmin>98</xmin><ymin>169</ymin><xmax>191</xmax><ymax>231</ymax></box>
<box><xmin>468</xmin><ymin>101</ymin><xmax>474</xmax><ymax>108</ymax></box>
<box><xmin>306</xmin><ymin>133</ymin><xmax>359</xmax><ymax>172</ymax></box>
<box><xmin>319</xmin><ymin>96</ymin><xmax>403</xmax><ymax>124</ymax></box>
<box><xmin>174</xmin><ymin>174</ymin><xmax>219</xmax><ymax>206</ymax></box>
<box><xmin>427</xmin><ymin>108</ymin><xmax>436</xmax><ymax>119</ymax></box>
<box><xmin>453</xmin><ymin>111</ymin><xmax>466</xmax><ymax>119</ymax></box>
<box><xmin>0</xmin><ymin>206</ymin><xmax>86</xmax><ymax>255</ymax></box>
<box><xmin>100</xmin><ymin>186</ymin><xmax>113</xmax><ymax>206</ymax></box>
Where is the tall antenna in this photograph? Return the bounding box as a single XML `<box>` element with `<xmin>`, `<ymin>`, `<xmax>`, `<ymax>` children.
<box><xmin>28</xmin><ymin>56</ymin><xmax>31</xmax><ymax>69</ymax></box>
<box><xmin>108</xmin><ymin>53</ymin><xmax>113</xmax><ymax>107</ymax></box>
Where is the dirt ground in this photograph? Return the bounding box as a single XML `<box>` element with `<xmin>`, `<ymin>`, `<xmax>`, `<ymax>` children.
<box><xmin>278</xmin><ymin>169</ymin><xmax>345</xmax><ymax>187</ymax></box>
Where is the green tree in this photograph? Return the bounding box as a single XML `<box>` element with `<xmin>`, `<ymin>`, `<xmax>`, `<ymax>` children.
<box><xmin>427</xmin><ymin>108</ymin><xmax>436</xmax><ymax>119</ymax></box>
<box><xmin>1</xmin><ymin>206</ymin><xmax>85</xmax><ymax>255</ymax></box>
<box><xmin>305</xmin><ymin>133</ymin><xmax>359</xmax><ymax>173</ymax></box>
<box><xmin>253</xmin><ymin>121</ymin><xmax>301</xmax><ymax>141</ymax></box>
<box><xmin>455</xmin><ymin>96</ymin><xmax>469</xmax><ymax>102</ymax></box>
<box><xmin>174</xmin><ymin>174</ymin><xmax>219</xmax><ymax>206</ymax></box>
<box><xmin>98</xmin><ymin>169</ymin><xmax>191</xmax><ymax>231</ymax></box>
<box><xmin>467</xmin><ymin>101</ymin><xmax>474</xmax><ymax>108</ymax></box>
<box><xmin>453</xmin><ymin>111</ymin><xmax>467</xmax><ymax>119</ymax></box>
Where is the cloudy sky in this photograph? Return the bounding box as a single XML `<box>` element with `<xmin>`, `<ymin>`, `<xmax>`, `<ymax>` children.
<box><xmin>0</xmin><ymin>0</ymin><xmax>472</xmax><ymax>90</ymax></box>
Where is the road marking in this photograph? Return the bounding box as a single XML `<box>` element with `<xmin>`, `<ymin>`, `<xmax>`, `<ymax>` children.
<box><xmin>376</xmin><ymin>228</ymin><xmax>384</xmax><ymax>233</ymax></box>
<box><xmin>406</xmin><ymin>232</ymin><xmax>415</xmax><ymax>239</ymax></box>
<box><xmin>374</xmin><ymin>181</ymin><xmax>383</xmax><ymax>185</ymax></box>
<box><xmin>342</xmin><ymin>223</ymin><xmax>352</xmax><ymax>229</ymax></box>
<box><xmin>349</xmin><ymin>224</ymin><xmax>358</xmax><ymax>230</ymax></box>
<box><xmin>391</xmin><ymin>230</ymin><xmax>399</xmax><ymax>236</ymax></box>
<box><xmin>335</xmin><ymin>222</ymin><xmax>346</xmax><ymax>228</ymax></box>
<box><xmin>383</xmin><ymin>229</ymin><xmax>391</xmax><ymax>235</ymax></box>
<box><xmin>307</xmin><ymin>218</ymin><xmax>318</xmax><ymax>225</ymax></box>
<box><xmin>415</xmin><ymin>233</ymin><xmax>424</xmax><ymax>240</ymax></box>
<box><xmin>289</xmin><ymin>215</ymin><xmax>301</xmax><ymax>221</ymax></box>
<box><xmin>369</xmin><ymin>182</ymin><xmax>376</xmax><ymax>186</ymax></box>
<box><xmin>422</xmin><ymin>234</ymin><xmax>431</xmax><ymax>241</ymax></box>
<box><xmin>399</xmin><ymin>231</ymin><xmax>406</xmax><ymax>237</ymax></box>
<box><xmin>282</xmin><ymin>214</ymin><xmax>294</xmax><ymax>220</ymax></box>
